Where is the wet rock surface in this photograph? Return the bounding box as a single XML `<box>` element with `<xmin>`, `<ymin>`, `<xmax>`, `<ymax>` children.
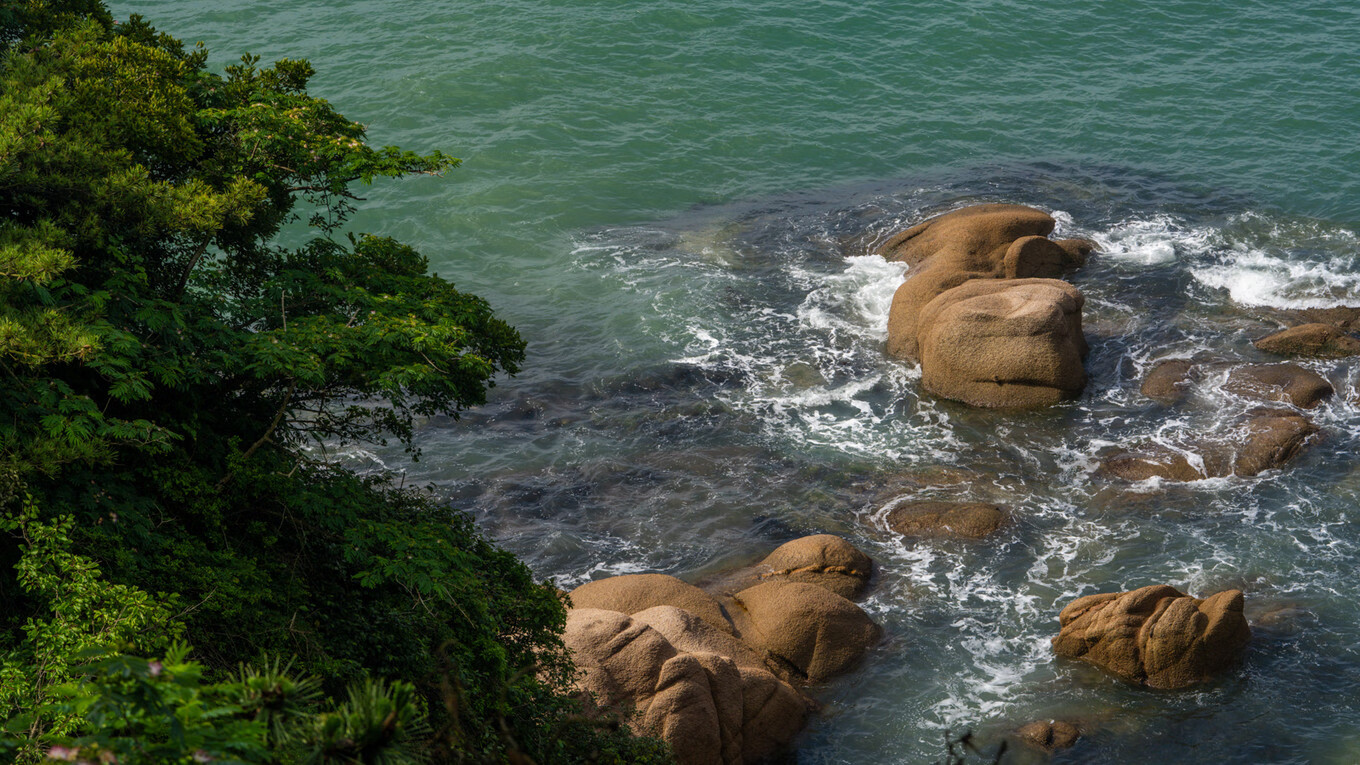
<box><xmin>1014</xmin><ymin>719</ymin><xmax>1082</xmax><ymax>753</ymax></box>
<box><xmin>1051</xmin><ymin>585</ymin><xmax>1251</xmax><ymax>689</ymax></box>
<box><xmin>1098</xmin><ymin>408</ymin><xmax>1319</xmax><ymax>481</ymax></box>
<box><xmin>1222</xmin><ymin>363</ymin><xmax>1333</xmax><ymax>409</ymax></box>
<box><xmin>1140</xmin><ymin>359</ymin><xmax>1195</xmax><ymax>403</ymax></box>
<box><xmin>885</xmin><ymin>500</ymin><xmax>1008</xmax><ymax>539</ymax></box>
<box><xmin>1254</xmin><ymin>323</ymin><xmax>1360</xmax><ymax>358</ymax></box>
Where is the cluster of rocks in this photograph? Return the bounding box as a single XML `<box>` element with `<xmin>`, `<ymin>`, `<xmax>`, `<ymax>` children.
<box><xmin>563</xmin><ymin>204</ymin><xmax>1352</xmax><ymax>760</ymax></box>
<box><xmin>878</xmin><ymin>204</ymin><xmax>1095</xmax><ymax>408</ymax></box>
<box><xmin>564</xmin><ymin>535</ymin><xmax>880</xmax><ymax>764</ymax></box>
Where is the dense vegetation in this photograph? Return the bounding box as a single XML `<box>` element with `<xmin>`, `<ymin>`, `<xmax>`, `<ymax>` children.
<box><xmin>0</xmin><ymin>2</ymin><xmax>670</xmax><ymax>762</ymax></box>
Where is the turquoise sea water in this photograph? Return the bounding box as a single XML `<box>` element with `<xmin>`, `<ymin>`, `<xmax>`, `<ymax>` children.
<box><xmin>120</xmin><ymin>1</ymin><xmax>1360</xmax><ymax>762</ymax></box>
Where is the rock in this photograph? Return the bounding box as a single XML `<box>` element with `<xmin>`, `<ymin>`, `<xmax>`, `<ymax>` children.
<box><xmin>915</xmin><ymin>278</ymin><xmax>1088</xmax><ymax>408</ymax></box>
<box><xmin>883</xmin><ymin>205</ymin><xmax>1086</xmax><ymax>363</ymax></box>
<box><xmin>1223</xmin><ymin>363</ymin><xmax>1333</xmax><ymax>408</ymax></box>
<box><xmin>1014</xmin><ymin>720</ymin><xmax>1081</xmax><ymax>753</ymax></box>
<box><xmin>1254</xmin><ymin>323</ymin><xmax>1360</xmax><ymax>358</ymax></box>
<box><xmin>633</xmin><ymin>606</ymin><xmax>775</xmax><ymax>677</ymax></box>
<box><xmin>1275</xmin><ymin>306</ymin><xmax>1360</xmax><ymax>330</ymax></box>
<box><xmin>729</xmin><ymin>580</ymin><xmax>881</xmax><ymax>682</ymax></box>
<box><xmin>569</xmin><ymin>574</ymin><xmax>735</xmax><ymax>635</ymax></box>
<box><xmin>1232</xmin><ymin>409</ymin><xmax>1319</xmax><ymax>476</ymax></box>
<box><xmin>885</xmin><ymin>501</ymin><xmax>1007</xmax><ymax>539</ymax></box>
<box><xmin>564</xmin><ymin>608</ymin><xmax>810</xmax><ymax>765</ymax></box>
<box><xmin>1051</xmin><ymin>585</ymin><xmax>1250</xmax><ymax>689</ymax></box>
<box><xmin>755</xmin><ymin>534</ymin><xmax>873</xmax><ymax>599</ymax></box>
<box><xmin>1098</xmin><ymin>445</ymin><xmax>1210</xmax><ymax>482</ymax></box>
<box><xmin>1098</xmin><ymin>409</ymin><xmax>1318</xmax><ymax>481</ymax></box>
<box><xmin>1141</xmin><ymin>359</ymin><xmax>1195</xmax><ymax>403</ymax></box>
<box><xmin>875</xmin><ymin>204</ymin><xmax>1058</xmax><ymax>267</ymax></box>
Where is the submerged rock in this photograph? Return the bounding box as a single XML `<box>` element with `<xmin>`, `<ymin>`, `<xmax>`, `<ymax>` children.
<box><xmin>1254</xmin><ymin>323</ymin><xmax>1360</xmax><ymax>358</ymax></box>
<box><xmin>1140</xmin><ymin>358</ymin><xmax>1195</xmax><ymax>403</ymax></box>
<box><xmin>885</xmin><ymin>500</ymin><xmax>1007</xmax><ymax>539</ymax></box>
<box><xmin>1051</xmin><ymin>585</ymin><xmax>1250</xmax><ymax>689</ymax></box>
<box><xmin>1223</xmin><ymin>363</ymin><xmax>1333</xmax><ymax>409</ymax></box>
<box><xmin>916</xmin><ymin>278</ymin><xmax>1088</xmax><ymax>408</ymax></box>
<box><xmin>1098</xmin><ymin>408</ymin><xmax>1319</xmax><ymax>481</ymax></box>
<box><xmin>1014</xmin><ymin>719</ymin><xmax>1082</xmax><ymax>753</ymax></box>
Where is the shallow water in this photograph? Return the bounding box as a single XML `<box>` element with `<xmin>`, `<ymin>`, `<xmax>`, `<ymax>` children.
<box><xmin>117</xmin><ymin>2</ymin><xmax>1360</xmax><ymax>761</ymax></box>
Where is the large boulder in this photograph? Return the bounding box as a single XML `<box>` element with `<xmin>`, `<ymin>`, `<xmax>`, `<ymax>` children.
<box><xmin>882</xmin><ymin>205</ymin><xmax>1089</xmax><ymax>363</ymax></box>
<box><xmin>915</xmin><ymin>278</ymin><xmax>1088</xmax><ymax>408</ymax></box>
<box><xmin>1051</xmin><ymin>585</ymin><xmax>1250</xmax><ymax>689</ymax></box>
<box><xmin>728</xmin><ymin>580</ymin><xmax>881</xmax><ymax>683</ymax></box>
<box><xmin>1254</xmin><ymin>323</ymin><xmax>1360</xmax><ymax>358</ymax></box>
<box><xmin>1098</xmin><ymin>409</ymin><xmax>1319</xmax><ymax>481</ymax></box>
<box><xmin>1223</xmin><ymin>363</ymin><xmax>1333</xmax><ymax>409</ymax></box>
<box><xmin>569</xmin><ymin>574</ymin><xmax>734</xmax><ymax>634</ymax></box>
<box><xmin>754</xmin><ymin>534</ymin><xmax>874</xmax><ymax>599</ymax></box>
<box><xmin>564</xmin><ymin>608</ymin><xmax>811</xmax><ymax>765</ymax></box>
<box><xmin>885</xmin><ymin>501</ymin><xmax>1007</xmax><ymax>539</ymax></box>
<box><xmin>875</xmin><ymin>204</ymin><xmax>1059</xmax><ymax>267</ymax></box>
<box><xmin>1141</xmin><ymin>359</ymin><xmax>1195</xmax><ymax>403</ymax></box>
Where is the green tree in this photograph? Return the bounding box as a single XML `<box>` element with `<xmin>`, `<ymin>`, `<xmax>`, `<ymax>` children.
<box><xmin>0</xmin><ymin>3</ymin><xmax>670</xmax><ymax>762</ymax></box>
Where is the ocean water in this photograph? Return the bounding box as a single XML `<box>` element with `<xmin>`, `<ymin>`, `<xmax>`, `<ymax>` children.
<box><xmin>118</xmin><ymin>1</ymin><xmax>1360</xmax><ymax>762</ymax></box>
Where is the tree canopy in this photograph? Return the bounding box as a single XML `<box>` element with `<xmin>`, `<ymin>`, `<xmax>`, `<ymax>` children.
<box><xmin>0</xmin><ymin>2</ymin><xmax>670</xmax><ymax>762</ymax></box>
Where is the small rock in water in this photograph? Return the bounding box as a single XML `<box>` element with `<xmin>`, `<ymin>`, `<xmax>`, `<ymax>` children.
<box><xmin>1254</xmin><ymin>323</ymin><xmax>1360</xmax><ymax>358</ymax></box>
<box><xmin>1140</xmin><ymin>358</ymin><xmax>1195</xmax><ymax>403</ymax></box>
<box><xmin>885</xmin><ymin>500</ymin><xmax>1008</xmax><ymax>539</ymax></box>
<box><xmin>1223</xmin><ymin>363</ymin><xmax>1333</xmax><ymax>409</ymax></box>
<box><xmin>1014</xmin><ymin>719</ymin><xmax>1082</xmax><ymax>753</ymax></box>
<box><xmin>1051</xmin><ymin>585</ymin><xmax>1250</xmax><ymax>689</ymax></box>
<box><xmin>755</xmin><ymin>534</ymin><xmax>873</xmax><ymax>599</ymax></box>
<box><xmin>1097</xmin><ymin>408</ymin><xmax>1319</xmax><ymax>481</ymax></box>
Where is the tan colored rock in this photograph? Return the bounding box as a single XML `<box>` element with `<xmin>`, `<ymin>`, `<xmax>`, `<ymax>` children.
<box><xmin>875</xmin><ymin>204</ymin><xmax>1058</xmax><ymax>267</ymax></box>
<box><xmin>729</xmin><ymin>580</ymin><xmax>881</xmax><ymax>682</ymax></box>
<box><xmin>1231</xmin><ymin>409</ymin><xmax>1319</xmax><ymax>476</ymax></box>
<box><xmin>915</xmin><ymin>278</ymin><xmax>1088</xmax><ymax>408</ymax></box>
<box><xmin>882</xmin><ymin>206</ymin><xmax>1088</xmax><ymax>364</ymax></box>
<box><xmin>1098</xmin><ymin>409</ymin><xmax>1318</xmax><ymax>482</ymax></box>
<box><xmin>1141</xmin><ymin>359</ymin><xmax>1195</xmax><ymax>403</ymax></box>
<box><xmin>885</xmin><ymin>501</ymin><xmax>1007</xmax><ymax>539</ymax></box>
<box><xmin>1254</xmin><ymin>323</ymin><xmax>1360</xmax><ymax>358</ymax></box>
<box><xmin>1275</xmin><ymin>306</ymin><xmax>1360</xmax><ymax>330</ymax></box>
<box><xmin>564</xmin><ymin>608</ymin><xmax>811</xmax><ymax>765</ymax></box>
<box><xmin>569</xmin><ymin>574</ymin><xmax>734</xmax><ymax>634</ymax></box>
<box><xmin>756</xmin><ymin>534</ymin><xmax>873</xmax><ymax>599</ymax></box>
<box><xmin>1223</xmin><ymin>363</ymin><xmax>1333</xmax><ymax>409</ymax></box>
<box><xmin>633</xmin><ymin>606</ymin><xmax>772</xmax><ymax>676</ymax></box>
<box><xmin>1014</xmin><ymin>720</ymin><xmax>1081</xmax><ymax>753</ymax></box>
<box><xmin>1051</xmin><ymin>585</ymin><xmax>1250</xmax><ymax>689</ymax></box>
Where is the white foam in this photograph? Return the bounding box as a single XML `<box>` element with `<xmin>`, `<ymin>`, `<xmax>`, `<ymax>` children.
<box><xmin>1091</xmin><ymin>214</ymin><xmax>1212</xmax><ymax>266</ymax></box>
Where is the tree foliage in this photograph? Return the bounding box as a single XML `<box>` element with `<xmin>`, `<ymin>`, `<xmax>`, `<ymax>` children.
<box><xmin>0</xmin><ymin>3</ymin><xmax>670</xmax><ymax>763</ymax></box>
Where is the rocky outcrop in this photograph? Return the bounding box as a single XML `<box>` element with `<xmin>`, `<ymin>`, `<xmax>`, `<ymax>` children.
<box><xmin>753</xmin><ymin>534</ymin><xmax>873</xmax><ymax>599</ymax></box>
<box><xmin>727</xmin><ymin>580</ymin><xmax>881</xmax><ymax>683</ymax></box>
<box><xmin>1254</xmin><ymin>323</ymin><xmax>1360</xmax><ymax>358</ymax></box>
<box><xmin>565</xmin><ymin>608</ymin><xmax>812</xmax><ymax>765</ymax></box>
<box><xmin>1051</xmin><ymin>585</ymin><xmax>1250</xmax><ymax>689</ymax></box>
<box><xmin>1014</xmin><ymin>720</ymin><xmax>1081</xmax><ymax>753</ymax></box>
<box><xmin>916</xmin><ymin>279</ymin><xmax>1088</xmax><ymax>408</ymax></box>
<box><xmin>1141</xmin><ymin>359</ymin><xmax>1195</xmax><ymax>403</ymax></box>
<box><xmin>885</xmin><ymin>501</ymin><xmax>1007</xmax><ymax>539</ymax></box>
<box><xmin>569</xmin><ymin>573</ymin><xmax>735</xmax><ymax>634</ymax></box>
<box><xmin>564</xmin><ymin>536</ymin><xmax>880</xmax><ymax>764</ymax></box>
<box><xmin>1098</xmin><ymin>408</ymin><xmax>1319</xmax><ymax>481</ymax></box>
<box><xmin>1222</xmin><ymin>363</ymin><xmax>1333</xmax><ymax>409</ymax></box>
<box><xmin>879</xmin><ymin>204</ymin><xmax>1091</xmax><ymax>408</ymax></box>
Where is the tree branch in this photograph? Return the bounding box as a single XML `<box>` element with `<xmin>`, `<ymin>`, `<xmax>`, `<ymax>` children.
<box><xmin>215</xmin><ymin>380</ymin><xmax>296</xmax><ymax>492</ymax></box>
